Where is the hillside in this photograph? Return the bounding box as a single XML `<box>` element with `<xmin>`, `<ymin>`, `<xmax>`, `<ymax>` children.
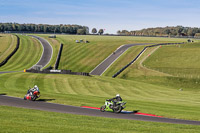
<box><xmin>0</xmin><ymin>34</ymin><xmax>17</xmax><ymax>63</ymax></box>
<box><xmin>0</xmin><ymin>35</ymin><xmax>42</xmax><ymax>71</ymax></box>
<box><xmin>45</xmin><ymin>35</ymin><xmax>187</xmax><ymax>73</ymax></box>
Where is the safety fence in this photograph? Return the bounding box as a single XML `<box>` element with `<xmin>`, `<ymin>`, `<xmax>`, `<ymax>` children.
<box><xmin>112</xmin><ymin>42</ymin><xmax>185</xmax><ymax>78</ymax></box>
<box><xmin>54</xmin><ymin>43</ymin><xmax>63</xmax><ymax>69</ymax></box>
<box><xmin>0</xmin><ymin>35</ymin><xmax>20</xmax><ymax>67</ymax></box>
<box><xmin>26</xmin><ymin>69</ymin><xmax>90</xmax><ymax>76</ymax></box>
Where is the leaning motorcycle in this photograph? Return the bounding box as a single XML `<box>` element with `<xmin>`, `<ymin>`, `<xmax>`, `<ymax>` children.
<box><xmin>100</xmin><ymin>99</ymin><xmax>126</xmax><ymax>113</ymax></box>
<box><xmin>24</xmin><ymin>90</ymin><xmax>40</xmax><ymax>101</ymax></box>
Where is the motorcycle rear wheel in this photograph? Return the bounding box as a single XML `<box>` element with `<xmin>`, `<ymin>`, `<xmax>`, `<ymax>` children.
<box><xmin>32</xmin><ymin>96</ymin><xmax>36</xmax><ymax>101</ymax></box>
<box><xmin>113</xmin><ymin>106</ymin><xmax>122</xmax><ymax>113</ymax></box>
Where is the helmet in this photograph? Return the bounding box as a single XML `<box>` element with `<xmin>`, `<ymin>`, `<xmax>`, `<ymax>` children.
<box><xmin>34</xmin><ymin>85</ymin><xmax>39</xmax><ymax>91</ymax></box>
<box><xmin>116</xmin><ymin>94</ymin><xmax>120</xmax><ymax>97</ymax></box>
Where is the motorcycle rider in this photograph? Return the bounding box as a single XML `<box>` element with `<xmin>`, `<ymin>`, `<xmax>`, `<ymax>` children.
<box><xmin>27</xmin><ymin>85</ymin><xmax>39</xmax><ymax>96</ymax></box>
<box><xmin>107</xmin><ymin>94</ymin><xmax>122</xmax><ymax>108</ymax></box>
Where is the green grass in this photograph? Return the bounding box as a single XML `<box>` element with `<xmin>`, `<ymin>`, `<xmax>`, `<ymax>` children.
<box><xmin>0</xmin><ymin>34</ymin><xmax>17</xmax><ymax>62</ymax></box>
<box><xmin>143</xmin><ymin>43</ymin><xmax>200</xmax><ymax>78</ymax></box>
<box><xmin>1</xmin><ymin>106</ymin><xmax>199</xmax><ymax>133</ymax></box>
<box><xmin>0</xmin><ymin>35</ymin><xmax>199</xmax><ymax>132</ymax></box>
<box><xmin>0</xmin><ymin>72</ymin><xmax>200</xmax><ymax>121</ymax></box>
<box><xmin>0</xmin><ymin>35</ymin><xmax>42</xmax><ymax>71</ymax></box>
<box><xmin>46</xmin><ymin>35</ymin><xmax>187</xmax><ymax>73</ymax></box>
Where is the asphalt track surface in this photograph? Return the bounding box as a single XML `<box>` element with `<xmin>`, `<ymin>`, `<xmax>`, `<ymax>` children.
<box><xmin>90</xmin><ymin>43</ymin><xmax>149</xmax><ymax>75</ymax></box>
<box><xmin>0</xmin><ymin>95</ymin><xmax>200</xmax><ymax>125</ymax></box>
<box><xmin>30</xmin><ymin>35</ymin><xmax>53</xmax><ymax>69</ymax></box>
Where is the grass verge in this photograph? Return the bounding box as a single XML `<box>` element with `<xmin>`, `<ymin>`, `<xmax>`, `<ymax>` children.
<box><xmin>0</xmin><ymin>106</ymin><xmax>200</xmax><ymax>133</ymax></box>
<box><xmin>0</xmin><ymin>72</ymin><xmax>199</xmax><ymax>121</ymax></box>
<box><xmin>0</xmin><ymin>35</ymin><xmax>42</xmax><ymax>71</ymax></box>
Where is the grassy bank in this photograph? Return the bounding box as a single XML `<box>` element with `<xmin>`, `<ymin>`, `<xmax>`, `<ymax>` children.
<box><xmin>0</xmin><ymin>35</ymin><xmax>42</xmax><ymax>71</ymax></box>
<box><xmin>0</xmin><ymin>72</ymin><xmax>199</xmax><ymax>121</ymax></box>
<box><xmin>0</xmin><ymin>34</ymin><xmax>17</xmax><ymax>63</ymax></box>
<box><xmin>143</xmin><ymin>43</ymin><xmax>200</xmax><ymax>78</ymax></box>
<box><xmin>44</xmin><ymin>35</ymin><xmax>187</xmax><ymax>73</ymax></box>
<box><xmin>0</xmin><ymin>106</ymin><xmax>199</xmax><ymax>133</ymax></box>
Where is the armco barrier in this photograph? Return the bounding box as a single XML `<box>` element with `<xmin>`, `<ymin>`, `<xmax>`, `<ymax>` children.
<box><xmin>112</xmin><ymin>42</ymin><xmax>185</xmax><ymax>78</ymax></box>
<box><xmin>0</xmin><ymin>35</ymin><xmax>20</xmax><ymax>67</ymax></box>
<box><xmin>26</xmin><ymin>69</ymin><xmax>90</xmax><ymax>76</ymax></box>
<box><xmin>54</xmin><ymin>43</ymin><xmax>63</xmax><ymax>69</ymax></box>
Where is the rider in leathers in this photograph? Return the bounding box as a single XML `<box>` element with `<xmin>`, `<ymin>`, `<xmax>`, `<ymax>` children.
<box><xmin>27</xmin><ymin>85</ymin><xmax>39</xmax><ymax>96</ymax></box>
<box><xmin>107</xmin><ymin>94</ymin><xmax>122</xmax><ymax>108</ymax></box>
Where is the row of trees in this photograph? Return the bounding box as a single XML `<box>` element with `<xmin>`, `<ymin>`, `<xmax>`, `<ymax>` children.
<box><xmin>91</xmin><ymin>28</ymin><xmax>104</xmax><ymax>35</ymax></box>
<box><xmin>117</xmin><ymin>26</ymin><xmax>200</xmax><ymax>37</ymax></box>
<box><xmin>0</xmin><ymin>23</ymin><xmax>89</xmax><ymax>34</ymax></box>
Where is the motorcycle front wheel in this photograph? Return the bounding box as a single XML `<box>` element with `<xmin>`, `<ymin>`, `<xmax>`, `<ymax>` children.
<box><xmin>100</xmin><ymin>105</ymin><xmax>106</xmax><ymax>112</ymax></box>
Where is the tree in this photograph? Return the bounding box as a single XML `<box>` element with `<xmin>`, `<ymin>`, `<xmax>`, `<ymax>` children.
<box><xmin>117</xmin><ymin>30</ymin><xmax>121</xmax><ymax>35</ymax></box>
<box><xmin>92</xmin><ymin>28</ymin><xmax>97</xmax><ymax>34</ymax></box>
<box><xmin>98</xmin><ymin>29</ymin><xmax>104</xmax><ymax>35</ymax></box>
<box><xmin>77</xmin><ymin>29</ymin><xmax>86</xmax><ymax>35</ymax></box>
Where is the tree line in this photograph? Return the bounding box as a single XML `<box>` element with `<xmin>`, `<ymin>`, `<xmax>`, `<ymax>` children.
<box><xmin>0</xmin><ymin>23</ymin><xmax>89</xmax><ymax>34</ymax></box>
<box><xmin>117</xmin><ymin>26</ymin><xmax>200</xmax><ymax>37</ymax></box>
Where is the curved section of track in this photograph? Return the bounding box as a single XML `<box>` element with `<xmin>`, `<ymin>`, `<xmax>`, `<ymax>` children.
<box><xmin>90</xmin><ymin>43</ymin><xmax>149</xmax><ymax>75</ymax></box>
<box><xmin>0</xmin><ymin>95</ymin><xmax>199</xmax><ymax>125</ymax></box>
<box><xmin>30</xmin><ymin>35</ymin><xmax>53</xmax><ymax>69</ymax></box>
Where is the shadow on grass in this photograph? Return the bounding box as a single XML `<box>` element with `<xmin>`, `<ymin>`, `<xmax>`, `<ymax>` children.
<box><xmin>0</xmin><ymin>93</ymin><xmax>7</xmax><ymax>95</ymax></box>
<box><xmin>37</xmin><ymin>99</ymin><xmax>55</xmax><ymax>102</ymax></box>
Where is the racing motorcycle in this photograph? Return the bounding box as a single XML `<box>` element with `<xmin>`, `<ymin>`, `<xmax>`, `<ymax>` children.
<box><xmin>24</xmin><ymin>88</ymin><xmax>40</xmax><ymax>101</ymax></box>
<box><xmin>100</xmin><ymin>99</ymin><xmax>126</xmax><ymax>113</ymax></box>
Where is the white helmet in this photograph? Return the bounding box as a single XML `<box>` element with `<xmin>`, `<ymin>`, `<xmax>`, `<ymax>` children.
<box><xmin>34</xmin><ymin>85</ymin><xmax>39</xmax><ymax>91</ymax></box>
<box><xmin>116</xmin><ymin>94</ymin><xmax>120</xmax><ymax>97</ymax></box>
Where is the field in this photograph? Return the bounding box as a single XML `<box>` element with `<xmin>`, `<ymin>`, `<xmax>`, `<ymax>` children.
<box><xmin>0</xmin><ymin>34</ymin><xmax>200</xmax><ymax>132</ymax></box>
<box><xmin>36</xmin><ymin>35</ymin><xmax>187</xmax><ymax>72</ymax></box>
<box><xmin>1</xmin><ymin>106</ymin><xmax>200</xmax><ymax>133</ymax></box>
<box><xmin>0</xmin><ymin>34</ymin><xmax>17</xmax><ymax>63</ymax></box>
<box><xmin>0</xmin><ymin>72</ymin><xmax>200</xmax><ymax>121</ymax></box>
<box><xmin>0</xmin><ymin>35</ymin><xmax>42</xmax><ymax>71</ymax></box>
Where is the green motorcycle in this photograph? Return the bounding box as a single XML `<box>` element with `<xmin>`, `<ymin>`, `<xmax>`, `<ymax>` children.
<box><xmin>100</xmin><ymin>99</ymin><xmax>126</xmax><ymax>113</ymax></box>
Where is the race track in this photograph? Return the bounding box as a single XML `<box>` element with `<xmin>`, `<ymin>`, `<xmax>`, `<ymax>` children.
<box><xmin>30</xmin><ymin>35</ymin><xmax>53</xmax><ymax>69</ymax></box>
<box><xmin>1</xmin><ymin>39</ymin><xmax>200</xmax><ymax>126</ymax></box>
<box><xmin>0</xmin><ymin>95</ymin><xmax>200</xmax><ymax>125</ymax></box>
<box><xmin>90</xmin><ymin>43</ymin><xmax>149</xmax><ymax>75</ymax></box>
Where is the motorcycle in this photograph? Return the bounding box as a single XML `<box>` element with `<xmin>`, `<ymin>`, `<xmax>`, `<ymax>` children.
<box><xmin>24</xmin><ymin>88</ymin><xmax>40</xmax><ymax>101</ymax></box>
<box><xmin>100</xmin><ymin>99</ymin><xmax>126</xmax><ymax>113</ymax></box>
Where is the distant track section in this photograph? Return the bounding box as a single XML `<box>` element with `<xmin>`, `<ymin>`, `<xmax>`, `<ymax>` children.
<box><xmin>0</xmin><ymin>95</ymin><xmax>200</xmax><ymax>125</ymax></box>
<box><xmin>90</xmin><ymin>43</ymin><xmax>149</xmax><ymax>75</ymax></box>
<box><xmin>112</xmin><ymin>42</ymin><xmax>185</xmax><ymax>78</ymax></box>
<box><xmin>30</xmin><ymin>35</ymin><xmax>53</xmax><ymax>69</ymax></box>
